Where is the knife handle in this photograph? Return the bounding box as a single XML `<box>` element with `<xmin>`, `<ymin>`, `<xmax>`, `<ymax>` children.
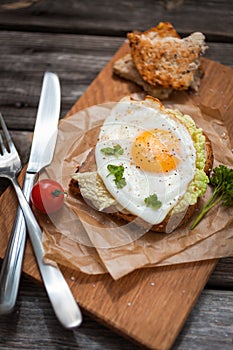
<box><xmin>0</xmin><ymin>173</ymin><xmax>82</xmax><ymax>328</ymax></box>
<box><xmin>0</xmin><ymin>172</ymin><xmax>35</xmax><ymax>314</ymax></box>
<box><xmin>8</xmin><ymin>175</ymin><xmax>82</xmax><ymax>328</ymax></box>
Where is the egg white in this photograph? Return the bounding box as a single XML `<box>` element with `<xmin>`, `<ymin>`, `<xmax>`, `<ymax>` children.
<box><xmin>95</xmin><ymin>97</ymin><xmax>196</xmax><ymax>225</ymax></box>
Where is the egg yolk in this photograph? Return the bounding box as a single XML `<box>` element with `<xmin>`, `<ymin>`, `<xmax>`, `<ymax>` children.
<box><xmin>131</xmin><ymin>129</ymin><xmax>180</xmax><ymax>173</ymax></box>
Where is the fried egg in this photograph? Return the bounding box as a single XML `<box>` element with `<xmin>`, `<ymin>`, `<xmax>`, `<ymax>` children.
<box><xmin>95</xmin><ymin>96</ymin><xmax>196</xmax><ymax>225</ymax></box>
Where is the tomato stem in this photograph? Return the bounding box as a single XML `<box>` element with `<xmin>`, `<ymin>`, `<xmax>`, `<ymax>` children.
<box><xmin>51</xmin><ymin>189</ymin><xmax>66</xmax><ymax>197</ymax></box>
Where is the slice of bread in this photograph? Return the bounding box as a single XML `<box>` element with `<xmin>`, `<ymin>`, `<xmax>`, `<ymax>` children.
<box><xmin>69</xmin><ymin>133</ymin><xmax>213</xmax><ymax>233</ymax></box>
<box><xmin>113</xmin><ymin>53</ymin><xmax>172</xmax><ymax>99</ymax></box>
<box><xmin>113</xmin><ymin>22</ymin><xmax>207</xmax><ymax>97</ymax></box>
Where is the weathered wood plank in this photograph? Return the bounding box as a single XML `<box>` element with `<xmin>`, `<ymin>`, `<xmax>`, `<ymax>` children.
<box><xmin>0</xmin><ymin>0</ymin><xmax>232</xmax><ymax>40</ymax></box>
<box><xmin>0</xmin><ymin>269</ymin><xmax>232</xmax><ymax>350</ymax></box>
<box><xmin>0</xmin><ymin>268</ymin><xmax>140</xmax><ymax>350</ymax></box>
<box><xmin>1</xmin><ymin>41</ymin><xmax>233</xmax><ymax>350</ymax></box>
<box><xmin>173</xmin><ymin>289</ymin><xmax>233</xmax><ymax>350</ymax></box>
<box><xmin>208</xmin><ymin>257</ymin><xmax>233</xmax><ymax>290</ymax></box>
<box><xmin>0</xmin><ymin>2</ymin><xmax>232</xmax><ymax>347</ymax></box>
<box><xmin>0</xmin><ymin>32</ymin><xmax>123</xmax><ymax>129</ymax></box>
<box><xmin>0</xmin><ymin>31</ymin><xmax>232</xmax><ymax>131</ymax></box>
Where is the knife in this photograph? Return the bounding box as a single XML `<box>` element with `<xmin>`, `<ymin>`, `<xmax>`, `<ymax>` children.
<box><xmin>0</xmin><ymin>72</ymin><xmax>82</xmax><ymax>328</ymax></box>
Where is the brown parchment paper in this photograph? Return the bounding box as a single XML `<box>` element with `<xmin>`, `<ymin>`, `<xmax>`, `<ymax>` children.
<box><xmin>39</xmin><ymin>94</ymin><xmax>233</xmax><ymax>280</ymax></box>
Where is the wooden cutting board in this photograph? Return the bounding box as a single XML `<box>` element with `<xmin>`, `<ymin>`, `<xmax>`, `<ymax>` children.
<box><xmin>0</xmin><ymin>43</ymin><xmax>232</xmax><ymax>350</ymax></box>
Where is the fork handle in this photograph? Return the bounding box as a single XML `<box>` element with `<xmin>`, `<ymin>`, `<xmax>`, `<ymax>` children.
<box><xmin>5</xmin><ymin>175</ymin><xmax>82</xmax><ymax>329</ymax></box>
<box><xmin>0</xmin><ymin>172</ymin><xmax>34</xmax><ymax>314</ymax></box>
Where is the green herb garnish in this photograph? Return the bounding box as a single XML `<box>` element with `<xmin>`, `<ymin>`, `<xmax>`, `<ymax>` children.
<box><xmin>144</xmin><ymin>194</ymin><xmax>162</xmax><ymax>209</ymax></box>
<box><xmin>191</xmin><ymin>165</ymin><xmax>233</xmax><ymax>229</ymax></box>
<box><xmin>107</xmin><ymin>164</ymin><xmax>126</xmax><ymax>189</ymax></box>
<box><xmin>101</xmin><ymin>144</ymin><xmax>124</xmax><ymax>158</ymax></box>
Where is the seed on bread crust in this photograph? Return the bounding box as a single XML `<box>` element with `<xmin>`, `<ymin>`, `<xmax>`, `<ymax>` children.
<box><xmin>128</xmin><ymin>25</ymin><xmax>207</xmax><ymax>90</ymax></box>
<box><xmin>113</xmin><ymin>22</ymin><xmax>207</xmax><ymax>97</ymax></box>
<box><xmin>113</xmin><ymin>53</ymin><xmax>173</xmax><ymax>99</ymax></box>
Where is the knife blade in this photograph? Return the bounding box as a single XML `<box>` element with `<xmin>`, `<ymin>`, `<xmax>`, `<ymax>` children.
<box><xmin>0</xmin><ymin>73</ymin><xmax>82</xmax><ymax>328</ymax></box>
<box><xmin>27</xmin><ymin>72</ymin><xmax>60</xmax><ymax>173</ymax></box>
<box><xmin>0</xmin><ymin>72</ymin><xmax>60</xmax><ymax>313</ymax></box>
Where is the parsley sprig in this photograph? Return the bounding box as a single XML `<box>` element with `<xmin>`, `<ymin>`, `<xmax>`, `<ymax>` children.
<box><xmin>107</xmin><ymin>164</ymin><xmax>126</xmax><ymax>189</ymax></box>
<box><xmin>191</xmin><ymin>165</ymin><xmax>233</xmax><ymax>229</ymax></box>
<box><xmin>101</xmin><ymin>144</ymin><xmax>124</xmax><ymax>158</ymax></box>
<box><xmin>144</xmin><ymin>194</ymin><xmax>162</xmax><ymax>209</ymax></box>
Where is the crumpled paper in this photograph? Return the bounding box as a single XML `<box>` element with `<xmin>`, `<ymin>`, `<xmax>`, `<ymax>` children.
<box><xmin>38</xmin><ymin>93</ymin><xmax>233</xmax><ymax>280</ymax></box>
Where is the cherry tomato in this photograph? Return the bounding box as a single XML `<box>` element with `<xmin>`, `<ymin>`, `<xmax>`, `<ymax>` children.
<box><xmin>31</xmin><ymin>179</ymin><xmax>65</xmax><ymax>214</ymax></box>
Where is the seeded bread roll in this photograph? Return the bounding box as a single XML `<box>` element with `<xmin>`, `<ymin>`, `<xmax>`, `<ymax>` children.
<box><xmin>113</xmin><ymin>53</ymin><xmax>172</xmax><ymax>99</ymax></box>
<box><xmin>113</xmin><ymin>22</ymin><xmax>207</xmax><ymax>98</ymax></box>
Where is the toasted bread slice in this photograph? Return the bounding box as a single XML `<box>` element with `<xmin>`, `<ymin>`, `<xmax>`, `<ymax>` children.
<box><xmin>136</xmin><ymin>22</ymin><xmax>181</xmax><ymax>40</ymax></box>
<box><xmin>69</xmin><ymin>132</ymin><xmax>213</xmax><ymax>233</ymax></box>
<box><xmin>113</xmin><ymin>53</ymin><xmax>172</xmax><ymax>99</ymax></box>
<box><xmin>127</xmin><ymin>23</ymin><xmax>207</xmax><ymax>90</ymax></box>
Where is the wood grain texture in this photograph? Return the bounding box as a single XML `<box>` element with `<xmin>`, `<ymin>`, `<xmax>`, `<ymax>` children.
<box><xmin>0</xmin><ymin>31</ymin><xmax>123</xmax><ymax>129</ymax></box>
<box><xmin>0</xmin><ymin>40</ymin><xmax>232</xmax><ymax>349</ymax></box>
<box><xmin>208</xmin><ymin>257</ymin><xmax>233</xmax><ymax>289</ymax></box>
<box><xmin>0</xmin><ymin>0</ymin><xmax>232</xmax><ymax>40</ymax></box>
<box><xmin>0</xmin><ymin>1</ymin><xmax>233</xmax><ymax>348</ymax></box>
<box><xmin>0</xmin><ymin>269</ymin><xmax>231</xmax><ymax>350</ymax></box>
<box><xmin>173</xmin><ymin>289</ymin><xmax>233</xmax><ymax>349</ymax></box>
<box><xmin>0</xmin><ymin>31</ymin><xmax>232</xmax><ymax>130</ymax></box>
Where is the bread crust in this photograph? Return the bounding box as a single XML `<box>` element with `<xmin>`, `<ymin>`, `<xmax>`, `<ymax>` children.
<box><xmin>203</xmin><ymin>132</ymin><xmax>214</xmax><ymax>175</ymax></box>
<box><xmin>69</xmin><ymin>129</ymin><xmax>214</xmax><ymax>233</ymax></box>
<box><xmin>113</xmin><ymin>22</ymin><xmax>207</xmax><ymax>96</ymax></box>
<box><xmin>128</xmin><ymin>27</ymin><xmax>206</xmax><ymax>90</ymax></box>
<box><xmin>113</xmin><ymin>53</ymin><xmax>173</xmax><ymax>99</ymax></box>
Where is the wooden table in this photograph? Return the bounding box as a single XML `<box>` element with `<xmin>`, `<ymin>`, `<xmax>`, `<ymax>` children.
<box><xmin>0</xmin><ymin>1</ymin><xmax>232</xmax><ymax>349</ymax></box>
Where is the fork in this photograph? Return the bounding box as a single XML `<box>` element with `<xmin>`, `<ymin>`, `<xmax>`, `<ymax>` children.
<box><xmin>0</xmin><ymin>113</ymin><xmax>82</xmax><ymax>328</ymax></box>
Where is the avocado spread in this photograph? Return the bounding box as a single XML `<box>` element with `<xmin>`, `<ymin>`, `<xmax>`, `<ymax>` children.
<box><xmin>72</xmin><ymin>109</ymin><xmax>209</xmax><ymax>215</ymax></box>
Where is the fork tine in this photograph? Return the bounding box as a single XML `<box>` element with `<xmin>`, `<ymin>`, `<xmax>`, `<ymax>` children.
<box><xmin>0</xmin><ymin>112</ymin><xmax>15</xmax><ymax>154</ymax></box>
<box><xmin>0</xmin><ymin>113</ymin><xmax>8</xmax><ymax>155</ymax></box>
